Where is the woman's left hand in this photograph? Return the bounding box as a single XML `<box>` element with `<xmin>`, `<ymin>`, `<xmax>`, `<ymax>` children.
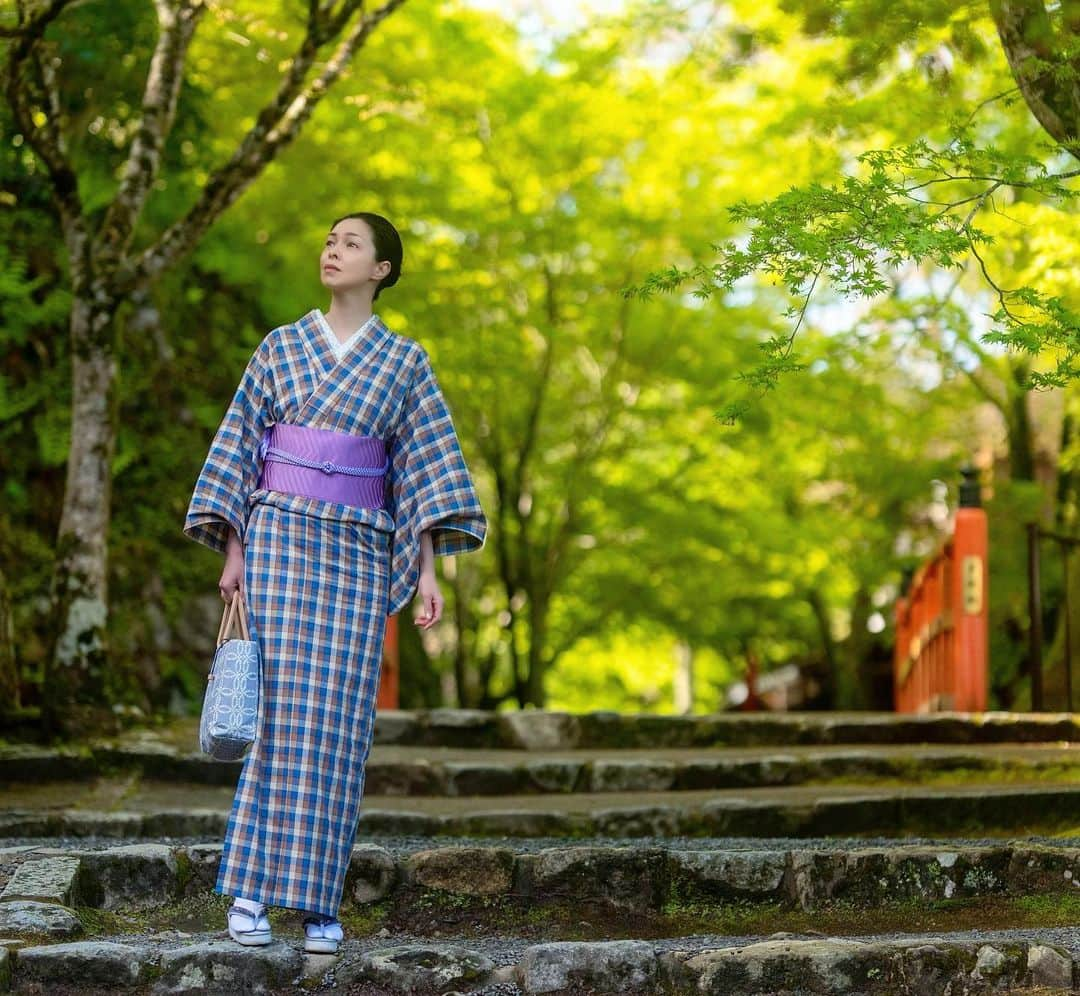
<box><xmin>415</xmin><ymin>570</ymin><xmax>444</xmax><ymax>629</ymax></box>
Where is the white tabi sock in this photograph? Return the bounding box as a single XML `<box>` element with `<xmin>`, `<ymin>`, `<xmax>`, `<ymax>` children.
<box><xmin>233</xmin><ymin>896</ymin><xmax>264</xmax><ymax>914</ymax></box>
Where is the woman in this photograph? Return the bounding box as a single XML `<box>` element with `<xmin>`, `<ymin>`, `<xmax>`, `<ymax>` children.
<box><xmin>183</xmin><ymin>212</ymin><xmax>486</xmax><ymax>954</ymax></box>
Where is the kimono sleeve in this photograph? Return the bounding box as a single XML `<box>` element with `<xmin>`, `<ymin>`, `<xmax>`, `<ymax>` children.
<box><xmin>385</xmin><ymin>347</ymin><xmax>487</xmax><ymax>616</ymax></box>
<box><xmin>182</xmin><ymin>336</ymin><xmax>274</xmax><ymax>555</ymax></box>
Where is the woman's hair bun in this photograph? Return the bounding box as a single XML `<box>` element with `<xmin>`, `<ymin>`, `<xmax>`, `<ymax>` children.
<box><xmin>328</xmin><ymin>211</ymin><xmax>403</xmax><ymax>300</ymax></box>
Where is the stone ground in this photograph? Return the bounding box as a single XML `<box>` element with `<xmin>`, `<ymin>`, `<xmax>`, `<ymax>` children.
<box><xmin>2</xmin><ymin>708</ymin><xmax>1079</xmax><ymax>994</ymax></box>
<box><xmin>6</xmin><ymin>776</ymin><xmax>1080</xmax><ymax>841</ymax></box>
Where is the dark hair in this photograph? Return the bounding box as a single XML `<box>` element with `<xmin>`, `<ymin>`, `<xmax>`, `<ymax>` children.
<box><xmin>329</xmin><ymin>211</ymin><xmax>403</xmax><ymax>301</ymax></box>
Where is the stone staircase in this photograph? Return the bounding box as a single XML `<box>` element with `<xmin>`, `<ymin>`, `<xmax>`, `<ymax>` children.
<box><xmin>0</xmin><ymin>709</ymin><xmax>1079</xmax><ymax>994</ymax></box>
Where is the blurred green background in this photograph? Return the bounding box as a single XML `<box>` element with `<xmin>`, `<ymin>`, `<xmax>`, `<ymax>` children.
<box><xmin>3</xmin><ymin>0</ymin><xmax>1077</xmax><ymax>733</ymax></box>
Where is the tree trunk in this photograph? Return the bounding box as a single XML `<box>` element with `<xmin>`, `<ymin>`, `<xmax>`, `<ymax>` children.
<box><xmin>0</xmin><ymin>564</ymin><xmax>18</xmax><ymax>714</ymax></box>
<box><xmin>1003</xmin><ymin>367</ymin><xmax>1072</xmax><ymax>708</ymax></box>
<box><xmin>990</xmin><ymin>0</ymin><xmax>1080</xmax><ymax>156</ymax></box>
<box><xmin>807</xmin><ymin>587</ymin><xmax>839</xmax><ymax>708</ymax></box>
<box><xmin>673</xmin><ymin>639</ymin><xmax>694</xmax><ymax>713</ymax></box>
<box><xmin>1036</xmin><ymin>543</ymin><xmax>1080</xmax><ymax>711</ymax></box>
<box><xmin>525</xmin><ymin>596</ymin><xmax>549</xmax><ymax>707</ymax></box>
<box><xmin>397</xmin><ymin>608</ymin><xmax>441</xmax><ymax>709</ymax></box>
<box><xmin>448</xmin><ymin>570</ymin><xmax>476</xmax><ymax>707</ymax></box>
<box><xmin>845</xmin><ymin>583</ymin><xmax>874</xmax><ymax>710</ymax></box>
<box><xmin>43</xmin><ymin>293</ymin><xmax>120</xmax><ymax>740</ymax></box>
<box><xmin>4</xmin><ymin>0</ymin><xmax>411</xmax><ymax>739</ymax></box>
<box><xmin>1008</xmin><ymin>361</ymin><xmax>1037</xmax><ymax>482</ymax></box>
<box><xmin>1055</xmin><ymin>410</ymin><xmax>1075</xmax><ymax>532</ymax></box>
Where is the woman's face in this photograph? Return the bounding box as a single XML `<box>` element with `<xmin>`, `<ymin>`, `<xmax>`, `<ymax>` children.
<box><xmin>320</xmin><ymin>219</ymin><xmax>390</xmax><ymax>294</ymax></box>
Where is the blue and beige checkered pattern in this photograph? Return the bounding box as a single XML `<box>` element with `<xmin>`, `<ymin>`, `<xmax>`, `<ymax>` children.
<box><xmin>385</xmin><ymin>320</ymin><xmax>489</xmax><ymax>616</ymax></box>
<box><xmin>184</xmin><ymin>309</ymin><xmax>487</xmax><ymax>616</ymax></box>
<box><xmin>213</xmin><ymin>500</ymin><xmax>390</xmax><ymax>916</ymax></box>
<box><xmin>183</xmin><ymin>309</ymin><xmax>486</xmax><ymax>916</ymax></box>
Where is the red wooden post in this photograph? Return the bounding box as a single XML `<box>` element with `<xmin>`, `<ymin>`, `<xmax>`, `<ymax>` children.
<box><xmin>912</xmin><ymin>565</ymin><xmax>927</xmax><ymax>712</ymax></box>
<box><xmin>952</xmin><ymin>475</ymin><xmax>988</xmax><ymax>711</ymax></box>
<box><xmin>377</xmin><ymin>614</ymin><xmax>400</xmax><ymax>708</ymax></box>
<box><xmin>928</xmin><ymin>558</ymin><xmax>942</xmax><ymax>708</ymax></box>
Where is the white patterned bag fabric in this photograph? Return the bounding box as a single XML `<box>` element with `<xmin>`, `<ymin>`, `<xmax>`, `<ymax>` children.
<box><xmin>200</xmin><ymin>631</ymin><xmax>261</xmax><ymax>761</ymax></box>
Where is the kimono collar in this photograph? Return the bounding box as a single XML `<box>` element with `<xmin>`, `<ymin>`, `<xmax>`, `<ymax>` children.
<box><xmin>303</xmin><ymin>308</ymin><xmax>391</xmax><ymax>377</ymax></box>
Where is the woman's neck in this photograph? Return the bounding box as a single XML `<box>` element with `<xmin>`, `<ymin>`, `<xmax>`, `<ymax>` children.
<box><xmin>324</xmin><ymin>299</ymin><xmax>375</xmax><ymax>340</ymax></box>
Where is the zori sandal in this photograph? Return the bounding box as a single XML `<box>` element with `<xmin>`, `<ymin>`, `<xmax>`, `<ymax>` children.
<box><xmin>227</xmin><ymin>902</ymin><xmax>271</xmax><ymax>946</ymax></box>
<box><xmin>303</xmin><ymin>913</ymin><xmax>344</xmax><ymax>954</ymax></box>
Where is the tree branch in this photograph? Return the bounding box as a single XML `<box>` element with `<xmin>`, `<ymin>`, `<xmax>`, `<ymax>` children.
<box><xmin>960</xmin><ymin>83</ymin><xmax>1024</xmax><ymax>130</ymax></box>
<box><xmin>515</xmin><ymin>261</ymin><xmax>557</xmax><ymax>516</ymax></box>
<box><xmin>903</xmin><ymin>266</ymin><xmax>1012</xmax><ymax>411</ymax></box>
<box><xmin>540</xmin><ymin>283</ymin><xmax>635</xmax><ymax>599</ymax></box>
<box><xmin>3</xmin><ymin>6</ymin><xmax>84</xmax><ymax>236</ymax></box>
<box><xmin>0</xmin><ymin>0</ymin><xmax>74</xmax><ymax>39</ymax></box>
<box><xmin>487</xmin><ymin>431</ymin><xmax>526</xmax><ymax>699</ymax></box>
<box><xmin>94</xmin><ymin>0</ymin><xmax>206</xmax><ymax>267</ymax></box>
<box><xmin>126</xmin><ymin>0</ymin><xmax>405</xmax><ymax>290</ymax></box>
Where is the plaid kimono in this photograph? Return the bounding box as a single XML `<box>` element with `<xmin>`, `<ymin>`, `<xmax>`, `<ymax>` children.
<box><xmin>183</xmin><ymin>308</ymin><xmax>486</xmax><ymax>916</ymax></box>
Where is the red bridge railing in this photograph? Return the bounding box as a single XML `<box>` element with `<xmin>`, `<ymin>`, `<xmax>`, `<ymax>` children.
<box><xmin>893</xmin><ymin>467</ymin><xmax>988</xmax><ymax>713</ymax></box>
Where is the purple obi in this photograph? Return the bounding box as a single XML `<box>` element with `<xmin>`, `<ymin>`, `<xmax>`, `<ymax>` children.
<box><xmin>257</xmin><ymin>423</ymin><xmax>389</xmax><ymax>509</ymax></box>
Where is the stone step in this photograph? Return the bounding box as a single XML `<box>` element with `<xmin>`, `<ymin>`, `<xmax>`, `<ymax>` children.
<box><xmin>5</xmin><ymin>740</ymin><xmax>1079</xmax><ymax>794</ymax></box>
<box><xmin>302</xmin><ymin>708</ymin><xmax>1080</xmax><ymax>749</ymax></box>
<box><xmin>0</xmin><ymin>926</ymin><xmax>1077</xmax><ymax>994</ymax></box>
<box><xmin>3</xmin><ymin>838</ymin><xmax>1080</xmax><ymax>993</ymax></box>
<box><xmin>68</xmin><ymin>709</ymin><xmax>1080</xmax><ymax>756</ymax></box>
<box><xmin>3</xmin><ymin>838</ymin><xmax>1080</xmax><ymax>920</ymax></box>
<box><xmin>4</xmin><ymin>779</ymin><xmax>1080</xmax><ymax>839</ymax></box>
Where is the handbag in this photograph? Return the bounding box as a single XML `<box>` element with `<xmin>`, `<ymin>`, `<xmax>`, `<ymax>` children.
<box><xmin>199</xmin><ymin>592</ymin><xmax>262</xmax><ymax>761</ymax></box>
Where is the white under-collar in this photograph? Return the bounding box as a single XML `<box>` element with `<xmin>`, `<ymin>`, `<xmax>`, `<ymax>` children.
<box><xmin>315</xmin><ymin>309</ymin><xmax>379</xmax><ymax>361</ymax></box>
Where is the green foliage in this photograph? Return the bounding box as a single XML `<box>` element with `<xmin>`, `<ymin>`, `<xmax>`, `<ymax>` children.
<box><xmin>3</xmin><ymin>0</ymin><xmax>1065</xmax><ymax>720</ymax></box>
<box><xmin>629</xmin><ymin>128</ymin><xmax>1080</xmax><ymax>419</ymax></box>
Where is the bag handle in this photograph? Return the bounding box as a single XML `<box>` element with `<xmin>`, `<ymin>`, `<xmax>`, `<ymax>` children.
<box><xmin>234</xmin><ymin>593</ymin><xmax>251</xmax><ymax>641</ymax></box>
<box><xmin>215</xmin><ymin>592</ymin><xmax>251</xmax><ymax>646</ymax></box>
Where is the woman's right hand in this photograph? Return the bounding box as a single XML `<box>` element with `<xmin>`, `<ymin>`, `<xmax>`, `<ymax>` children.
<box><xmin>220</xmin><ymin>529</ymin><xmax>245</xmax><ymax>603</ymax></box>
